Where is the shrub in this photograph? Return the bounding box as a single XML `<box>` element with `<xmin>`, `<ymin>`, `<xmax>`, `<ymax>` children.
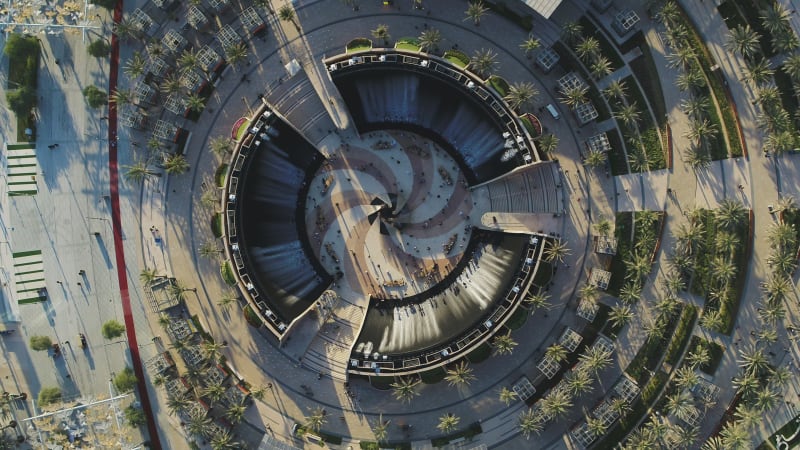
<box><xmin>102</xmin><ymin>320</ymin><xmax>126</xmax><ymax>339</ymax></box>
<box><xmin>346</xmin><ymin>38</ymin><xmax>372</xmax><ymax>52</ymax></box>
<box><xmin>29</xmin><ymin>335</ymin><xmax>52</xmax><ymax>351</ymax></box>
<box><xmin>420</xmin><ymin>367</ymin><xmax>446</xmax><ymax>384</ymax></box>
<box><xmin>125</xmin><ymin>405</ymin><xmax>146</xmax><ymax>427</ymax></box>
<box><xmin>220</xmin><ymin>261</ymin><xmax>236</xmax><ymax>285</ymax></box>
<box><xmin>6</xmin><ymin>86</ymin><xmax>37</xmax><ymax>116</ymax></box>
<box><xmin>114</xmin><ymin>367</ymin><xmax>138</xmax><ymax>392</ymax></box>
<box><xmin>215</xmin><ymin>163</ymin><xmax>228</xmax><ymax>188</ymax></box>
<box><xmin>466</xmin><ymin>342</ymin><xmax>491</xmax><ymax>363</ymax></box>
<box><xmin>211</xmin><ymin>213</ymin><xmax>223</xmax><ymax>238</ymax></box>
<box><xmin>38</xmin><ymin>387</ymin><xmax>62</xmax><ymax>406</ymax></box>
<box><xmin>82</xmin><ymin>85</ymin><xmax>107</xmax><ymax>109</ymax></box>
<box><xmin>87</xmin><ymin>39</ymin><xmax>111</xmax><ymax>57</ymax></box>
<box><xmin>243</xmin><ymin>304</ymin><xmax>263</xmax><ymax>328</ymax></box>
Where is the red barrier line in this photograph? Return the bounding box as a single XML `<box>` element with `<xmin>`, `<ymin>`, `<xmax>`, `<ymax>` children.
<box><xmin>107</xmin><ymin>1</ymin><xmax>163</xmax><ymax>447</ymax></box>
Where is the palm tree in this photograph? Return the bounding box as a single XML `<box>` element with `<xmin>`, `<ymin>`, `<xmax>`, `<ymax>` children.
<box><xmin>370</xmin><ymin>24</ymin><xmax>391</xmax><ymax>46</ymax></box>
<box><xmin>715</xmin><ymin>198</ymin><xmax>746</xmax><ymax>230</ymax></box>
<box><xmin>680</xmin><ymin>95</ymin><xmax>710</xmax><ymax>120</ymax></box>
<box><xmin>590</xmin><ymin>56</ymin><xmax>613</xmax><ymax>80</ymax></box>
<box><xmin>672</xmin><ymin>424</ymin><xmax>699</xmax><ymax>447</ymax></box>
<box><xmin>593</xmin><ymin>218</ymin><xmax>612</xmax><ymax>236</ymax></box>
<box><xmin>675</xmin><ymin>67</ymin><xmax>706</xmax><ymax>92</ymax></box>
<box><xmin>524</xmin><ymin>292</ymin><xmax>551</xmax><ymax>312</ymax></box>
<box><xmin>618</xmin><ymin>281</ymin><xmax>641</xmax><ymax>304</ymax></box>
<box><xmin>758</xmin><ymin>300</ymin><xmax>785</xmax><ymax>324</ymax></box>
<box><xmin>250</xmin><ymin>384</ymin><xmax>269</xmax><ymax>401</ymax></box>
<box><xmin>278</xmin><ymin>5</ymin><xmax>297</xmax><ymax>27</ymax></box>
<box><xmin>464</xmin><ymin>1</ymin><xmax>488</xmax><ymax>26</ymax></box>
<box><xmin>703</xmin><ymin>436</ymin><xmax>727</xmax><ymax>450</ymax></box>
<box><xmin>114</xmin><ymin>18</ymin><xmax>140</xmax><ymax>41</ymax></box>
<box><xmin>774</xmin><ymin>194</ymin><xmax>796</xmax><ymax>214</ymax></box>
<box><xmin>657</xmin><ymin>1</ymin><xmax>681</xmax><ymax>28</ymax></box>
<box><xmin>684</xmin><ymin>118</ymin><xmax>720</xmax><ymax>146</ymax></box>
<box><xmin>783</xmin><ymin>54</ymin><xmax>800</xmax><ymax>82</ymax></box>
<box><xmin>675</xmin><ymin>366</ymin><xmax>700</xmax><ymax>389</ymax></box>
<box><xmin>124</xmin><ymin>159</ymin><xmax>158</xmax><ymax>183</ymax></box>
<box><xmin>710</xmin><ymin>256</ymin><xmax>736</xmax><ymax>285</ymax></box>
<box><xmin>565</xmin><ymin>368</ymin><xmax>594</xmax><ymax>395</ymax></box>
<box><xmin>372</xmin><ymin>414</ymin><xmax>389</xmax><ymax>442</ymax></box>
<box><xmin>224</xmin><ymin>43</ymin><xmax>248</xmax><ymax>69</ymax></box>
<box><xmin>470</xmin><ymin>48</ymin><xmax>498</xmax><ymax>77</ymax></box>
<box><xmin>772</xmin><ymin>28</ymin><xmax>800</xmax><ymax>54</ymax></box>
<box><xmin>614</xmin><ymin>103</ymin><xmax>640</xmax><ymax>129</ymax></box>
<box><xmin>201</xmin><ymin>186</ymin><xmax>220</xmax><ymax>210</ymax></box>
<box><xmin>541</xmin><ymin>388</ymin><xmax>572</xmax><ymax>420</ymax></box>
<box><xmin>160</xmin><ymin>72</ymin><xmax>183</xmax><ymax>95</ymax></box>
<box><xmin>743</xmin><ymin>58</ymin><xmax>774</xmax><ymax>86</ymax></box>
<box><xmin>201</xmin><ymin>381</ymin><xmax>226</xmax><ymax>406</ymax></box>
<box><xmin>518</xmin><ymin>408</ymin><xmax>544</xmax><ymax>438</ymax></box>
<box><xmin>686</xmin><ymin>346</ymin><xmax>710</xmax><ymax>369</ymax></box>
<box><xmin>304</xmin><ymin>406</ymin><xmax>327</xmax><ymax>432</ymax></box>
<box><xmin>418</xmin><ymin>28</ymin><xmax>442</xmax><ymax>53</ymax></box>
<box><xmin>163</xmin><ymin>153</ymin><xmax>190</xmax><ymax>175</ymax></box>
<box><xmin>504</xmin><ymin>81</ymin><xmax>539</xmax><ymax>111</ymax></box>
<box><xmin>445</xmin><ymin>360</ymin><xmax>476</xmax><ymax>387</ymax></box>
<box><xmin>624</xmin><ymin>250</ymin><xmax>652</xmax><ymax>283</ymax></box>
<box><xmin>492</xmin><ymin>333</ymin><xmax>518</xmax><ymax>356</ymax></box>
<box><xmin>209</xmin><ymin>136</ymin><xmax>232</xmax><ymax>158</ymax></box>
<box><xmin>437</xmin><ymin>413</ymin><xmax>460</xmax><ymax>434</ymax></box>
<box><xmin>498</xmin><ymin>386</ymin><xmax>518</xmax><ymax>406</ymax></box>
<box><xmin>738</xmin><ymin>344</ymin><xmax>770</xmax><ymax>377</ymax></box>
<box><xmin>178</xmin><ymin>48</ymin><xmax>200</xmax><ymax>74</ymax></box>
<box><xmin>166</xmin><ymin>393</ymin><xmax>192</xmax><ymax>416</ymax></box>
<box><xmin>201</xmin><ymin>340</ymin><xmax>226</xmax><ymax>363</ymax></box>
<box><xmin>545</xmin><ymin>343</ymin><xmax>568</xmax><ymax>363</ymax></box>
<box><xmin>186</xmin><ymin>408</ymin><xmax>212</xmax><ymax>438</ymax></box>
<box><xmin>770</xmin><ymin>365</ymin><xmax>791</xmax><ymax>388</ymax></box>
<box><xmin>139</xmin><ymin>267</ymin><xmax>163</xmax><ymax>286</ymax></box>
<box><xmin>603</xmin><ymin>79</ymin><xmax>627</xmax><ymax>102</ymax></box>
<box><xmin>763</xmin><ymin>274</ymin><xmax>792</xmax><ymax>302</ymax></box>
<box><xmin>561</xmin><ymin>21</ymin><xmax>583</xmax><ymax>45</ymax></box>
<box><xmin>543</xmin><ymin>239</ymin><xmax>570</xmax><ymax>264</ymax></box>
<box><xmin>199</xmin><ymin>240</ymin><xmax>223</xmax><ymax>259</ymax></box>
<box><xmin>765</xmin><ymin>130</ymin><xmax>797</xmax><ymax>154</ymax></box>
<box><xmin>579</xmin><ymin>346</ymin><xmax>612</xmax><ymax>377</ymax></box>
<box><xmin>210</xmin><ymin>430</ymin><xmax>238</xmax><ymax>450</ymax></box>
<box><xmin>168</xmin><ymin>279</ymin><xmax>193</xmax><ymax>302</ymax></box>
<box><xmin>560</xmin><ymin>85</ymin><xmax>589</xmax><ymax>109</ymax></box>
<box><xmin>642</xmin><ymin>317</ymin><xmax>665</xmax><ymax>343</ymax></box>
<box><xmin>726</xmin><ymin>25</ymin><xmax>762</xmax><ymax>60</ymax></box>
<box><xmin>535</xmin><ymin>133</ymin><xmax>559</xmax><ymax>154</ymax></box>
<box><xmin>666</xmin><ymin>390</ymin><xmax>697</xmax><ymax>422</ymax></box>
<box><xmin>519</xmin><ymin>37</ymin><xmax>540</xmax><ymax>58</ymax></box>
<box><xmin>666</xmin><ymin>46</ymin><xmax>697</xmax><ymax>70</ymax></box>
<box><xmin>390</xmin><ymin>377</ymin><xmax>420</xmax><ymax>403</ymax></box>
<box><xmin>586</xmin><ymin>415</ymin><xmax>607</xmax><ymax>437</ymax></box>
<box><xmin>578</xmin><ymin>284</ymin><xmax>599</xmax><ymax>302</ymax></box>
<box><xmin>733</xmin><ymin>403</ymin><xmax>761</xmax><ymax>430</ymax></box>
<box><xmin>609</xmin><ymin>304</ymin><xmax>634</xmax><ymax>329</ymax></box>
<box><xmin>767</xmin><ymin>222</ymin><xmax>797</xmax><ymax>248</ymax></box>
<box><xmin>225</xmin><ymin>401</ymin><xmax>247</xmax><ymax>425</ymax></box>
<box><xmin>186</xmin><ymin>94</ymin><xmax>205</xmax><ymax>114</ymax></box>
<box><xmin>575</xmin><ymin>37</ymin><xmax>600</xmax><ymax>63</ymax></box>
<box><xmin>110</xmin><ymin>88</ymin><xmax>133</xmax><ymax>106</ymax></box>
<box><xmin>124</xmin><ymin>52</ymin><xmax>147</xmax><ymax>79</ymax></box>
<box><xmin>217</xmin><ymin>290</ymin><xmax>239</xmax><ymax>313</ymax></box>
<box><xmin>761</xmin><ymin>3</ymin><xmax>792</xmax><ymax>35</ymax></box>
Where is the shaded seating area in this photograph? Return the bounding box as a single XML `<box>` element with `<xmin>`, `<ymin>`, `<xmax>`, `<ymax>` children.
<box><xmin>330</xmin><ymin>64</ymin><xmax>521</xmax><ymax>184</ymax></box>
<box><xmin>234</xmin><ymin>113</ymin><xmax>332</xmax><ymax>325</ymax></box>
<box><xmin>349</xmin><ymin>233</ymin><xmax>549</xmax><ymax>376</ymax></box>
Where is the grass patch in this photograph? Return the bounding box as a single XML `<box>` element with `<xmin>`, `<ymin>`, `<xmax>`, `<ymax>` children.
<box><xmin>211</xmin><ymin>213</ymin><xmax>223</xmax><ymax>238</ymax></box>
<box><xmin>595</xmin><ymin>370</ymin><xmax>669</xmax><ymax>449</ymax></box>
<box><xmin>215</xmin><ymin>163</ymin><xmax>228</xmax><ymax>188</ymax></box>
<box><xmin>420</xmin><ymin>367</ymin><xmax>446</xmax><ymax>384</ymax></box>
<box><xmin>346</xmin><ymin>38</ymin><xmax>372</xmax><ymax>53</ymax></box>
<box><xmin>443</xmin><ymin>50</ymin><xmax>469</xmax><ymax>68</ymax></box>
<box><xmin>606</xmin><ymin>128</ymin><xmax>628</xmax><ymax>176</ymax></box>
<box><xmin>243</xmin><ymin>304</ymin><xmax>263</xmax><ymax>328</ymax></box>
<box><xmin>395</xmin><ymin>37</ymin><xmax>420</xmax><ymax>52</ymax></box>
<box><xmin>486</xmin><ymin>75</ymin><xmax>510</xmax><ymax>97</ymax></box>
<box><xmin>625</xmin><ymin>307</ymin><xmax>682</xmax><ymax>385</ymax></box>
<box><xmin>606</xmin><ymin>212</ymin><xmax>633</xmax><ymax>295</ymax></box>
<box><xmin>18</xmin><ymin>296</ymin><xmax>47</xmax><ymax>305</ymax></box>
<box><xmin>220</xmin><ymin>261</ymin><xmax>236</xmax><ymax>285</ymax></box>
<box><xmin>504</xmin><ymin>307</ymin><xmax>528</xmax><ymax>330</ymax></box>
<box><xmin>466</xmin><ymin>342</ymin><xmax>491</xmax><ymax>364</ymax></box>
<box><xmin>430</xmin><ymin>422</ymin><xmax>482</xmax><ymax>448</ymax></box>
<box><xmin>628</xmin><ymin>41</ymin><xmax>667</xmax><ymax>126</ymax></box>
<box><xmin>5</xmin><ymin>34</ymin><xmax>40</xmax><ymax>141</ymax></box>
<box><xmin>531</xmin><ymin>260</ymin><xmax>553</xmax><ymax>288</ymax></box>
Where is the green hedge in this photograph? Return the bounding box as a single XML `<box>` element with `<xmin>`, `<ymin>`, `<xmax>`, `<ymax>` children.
<box><xmin>486</xmin><ymin>75</ymin><xmax>509</xmax><ymax>97</ymax></box>
<box><xmin>443</xmin><ymin>50</ymin><xmax>469</xmax><ymax>68</ymax></box>
<box><xmin>211</xmin><ymin>213</ymin><xmax>223</xmax><ymax>238</ymax></box>
<box><xmin>664</xmin><ymin>305</ymin><xmax>698</xmax><ymax>365</ymax></box>
<box><xmin>4</xmin><ymin>34</ymin><xmax>40</xmax><ymax>141</ymax></box>
<box><xmin>466</xmin><ymin>342</ymin><xmax>491</xmax><ymax>364</ymax></box>
<box><xmin>346</xmin><ymin>38</ymin><xmax>373</xmax><ymax>53</ymax></box>
<box><xmin>625</xmin><ymin>307</ymin><xmax>681</xmax><ymax>385</ymax></box>
<box><xmin>243</xmin><ymin>304</ymin><xmax>263</xmax><ymax>328</ymax></box>
<box><xmin>215</xmin><ymin>163</ymin><xmax>228</xmax><ymax>188</ymax></box>
<box><xmin>420</xmin><ymin>367</ymin><xmax>446</xmax><ymax>384</ymax></box>
<box><xmin>220</xmin><ymin>261</ymin><xmax>236</xmax><ymax>285</ymax></box>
